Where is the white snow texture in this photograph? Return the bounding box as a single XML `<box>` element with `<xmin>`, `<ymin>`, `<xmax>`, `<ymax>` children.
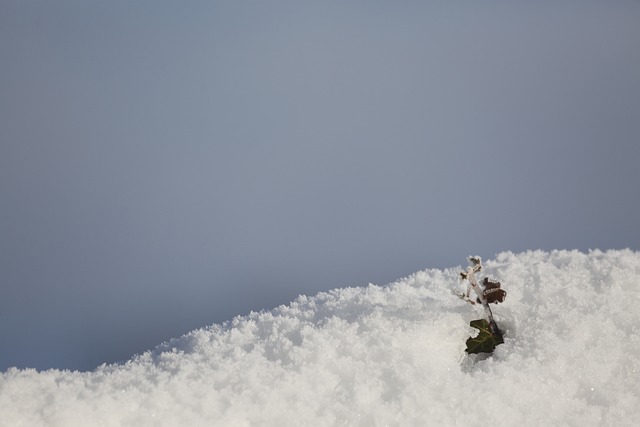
<box><xmin>1</xmin><ymin>250</ymin><xmax>639</xmax><ymax>426</ymax></box>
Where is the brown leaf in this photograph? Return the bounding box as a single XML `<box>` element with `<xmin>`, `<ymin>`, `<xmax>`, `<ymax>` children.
<box><xmin>477</xmin><ymin>278</ymin><xmax>507</xmax><ymax>304</ymax></box>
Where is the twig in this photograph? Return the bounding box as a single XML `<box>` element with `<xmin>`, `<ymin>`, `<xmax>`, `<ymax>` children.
<box><xmin>459</xmin><ymin>256</ymin><xmax>503</xmax><ymax>339</ymax></box>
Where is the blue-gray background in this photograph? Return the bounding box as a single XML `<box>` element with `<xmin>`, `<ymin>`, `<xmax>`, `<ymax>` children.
<box><xmin>2</xmin><ymin>1</ymin><xmax>639</xmax><ymax>372</ymax></box>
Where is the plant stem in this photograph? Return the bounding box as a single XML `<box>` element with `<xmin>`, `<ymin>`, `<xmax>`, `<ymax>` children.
<box><xmin>465</xmin><ymin>262</ymin><xmax>503</xmax><ymax>339</ymax></box>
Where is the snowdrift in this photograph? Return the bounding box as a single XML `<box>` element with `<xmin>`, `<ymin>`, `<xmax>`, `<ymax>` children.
<box><xmin>1</xmin><ymin>250</ymin><xmax>639</xmax><ymax>426</ymax></box>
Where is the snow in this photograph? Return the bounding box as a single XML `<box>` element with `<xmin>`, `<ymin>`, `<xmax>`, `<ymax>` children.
<box><xmin>1</xmin><ymin>250</ymin><xmax>639</xmax><ymax>426</ymax></box>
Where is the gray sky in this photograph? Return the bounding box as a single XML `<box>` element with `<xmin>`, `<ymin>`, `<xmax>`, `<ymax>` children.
<box><xmin>1</xmin><ymin>1</ymin><xmax>639</xmax><ymax>371</ymax></box>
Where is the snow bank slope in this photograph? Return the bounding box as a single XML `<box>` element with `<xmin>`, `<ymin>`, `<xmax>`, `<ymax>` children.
<box><xmin>1</xmin><ymin>250</ymin><xmax>639</xmax><ymax>427</ymax></box>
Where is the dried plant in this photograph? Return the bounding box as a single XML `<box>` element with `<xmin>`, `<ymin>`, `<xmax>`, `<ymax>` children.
<box><xmin>456</xmin><ymin>256</ymin><xmax>506</xmax><ymax>354</ymax></box>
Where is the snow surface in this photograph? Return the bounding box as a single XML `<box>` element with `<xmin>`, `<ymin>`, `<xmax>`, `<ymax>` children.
<box><xmin>1</xmin><ymin>250</ymin><xmax>639</xmax><ymax>426</ymax></box>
